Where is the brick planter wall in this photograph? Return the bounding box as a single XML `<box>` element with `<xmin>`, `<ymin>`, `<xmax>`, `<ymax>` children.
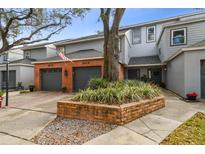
<box><xmin>57</xmin><ymin>96</ymin><xmax>165</xmax><ymax>125</ymax></box>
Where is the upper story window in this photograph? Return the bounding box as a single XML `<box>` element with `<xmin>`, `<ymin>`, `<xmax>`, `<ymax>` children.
<box><xmin>146</xmin><ymin>26</ymin><xmax>156</xmax><ymax>42</ymax></box>
<box><xmin>59</xmin><ymin>46</ymin><xmax>65</xmax><ymax>54</ymax></box>
<box><xmin>24</xmin><ymin>51</ymin><xmax>30</xmax><ymax>58</ymax></box>
<box><xmin>171</xmin><ymin>28</ymin><xmax>187</xmax><ymax>46</ymax></box>
<box><xmin>3</xmin><ymin>54</ymin><xmax>8</xmax><ymax>61</ymax></box>
<box><xmin>132</xmin><ymin>28</ymin><xmax>141</xmax><ymax>44</ymax></box>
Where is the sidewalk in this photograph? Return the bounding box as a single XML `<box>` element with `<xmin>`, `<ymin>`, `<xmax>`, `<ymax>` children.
<box><xmin>84</xmin><ymin>89</ymin><xmax>205</xmax><ymax>145</ymax></box>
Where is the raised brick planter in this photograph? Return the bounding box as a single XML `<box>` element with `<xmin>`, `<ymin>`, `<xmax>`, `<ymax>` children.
<box><xmin>57</xmin><ymin>96</ymin><xmax>165</xmax><ymax>125</ymax></box>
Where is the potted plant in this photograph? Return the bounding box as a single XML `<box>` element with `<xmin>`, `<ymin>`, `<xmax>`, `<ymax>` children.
<box><xmin>0</xmin><ymin>90</ymin><xmax>5</xmax><ymax>108</ymax></box>
<box><xmin>29</xmin><ymin>84</ymin><xmax>35</xmax><ymax>92</ymax></box>
<box><xmin>62</xmin><ymin>86</ymin><xmax>67</xmax><ymax>93</ymax></box>
<box><xmin>186</xmin><ymin>92</ymin><xmax>198</xmax><ymax>101</ymax></box>
<box><xmin>17</xmin><ymin>82</ymin><xmax>24</xmax><ymax>90</ymax></box>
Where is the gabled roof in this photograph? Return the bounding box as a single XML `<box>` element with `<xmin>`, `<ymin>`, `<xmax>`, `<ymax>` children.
<box><xmin>127</xmin><ymin>55</ymin><xmax>163</xmax><ymax>67</ymax></box>
<box><xmin>33</xmin><ymin>49</ymin><xmax>103</xmax><ymax>63</ymax></box>
<box><xmin>166</xmin><ymin>39</ymin><xmax>205</xmax><ymax>62</ymax></box>
<box><xmin>157</xmin><ymin>15</ymin><xmax>205</xmax><ymax>45</ymax></box>
<box><xmin>120</xmin><ymin>11</ymin><xmax>205</xmax><ymax>30</ymax></box>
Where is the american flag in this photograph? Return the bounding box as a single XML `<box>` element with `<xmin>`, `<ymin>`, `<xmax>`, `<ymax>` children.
<box><xmin>57</xmin><ymin>51</ymin><xmax>72</xmax><ymax>62</ymax></box>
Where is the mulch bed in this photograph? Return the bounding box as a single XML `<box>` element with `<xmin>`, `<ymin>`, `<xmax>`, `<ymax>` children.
<box><xmin>161</xmin><ymin>112</ymin><xmax>205</xmax><ymax>145</ymax></box>
<box><xmin>32</xmin><ymin>117</ymin><xmax>117</xmax><ymax>145</ymax></box>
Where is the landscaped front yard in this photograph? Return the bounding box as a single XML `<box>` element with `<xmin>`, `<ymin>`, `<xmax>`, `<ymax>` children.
<box><xmin>57</xmin><ymin>79</ymin><xmax>165</xmax><ymax>125</ymax></box>
<box><xmin>161</xmin><ymin>112</ymin><xmax>205</xmax><ymax>145</ymax></box>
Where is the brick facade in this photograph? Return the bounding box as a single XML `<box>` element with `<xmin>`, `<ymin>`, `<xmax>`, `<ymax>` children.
<box><xmin>34</xmin><ymin>58</ymin><xmax>124</xmax><ymax>92</ymax></box>
<box><xmin>57</xmin><ymin>96</ymin><xmax>165</xmax><ymax>125</ymax></box>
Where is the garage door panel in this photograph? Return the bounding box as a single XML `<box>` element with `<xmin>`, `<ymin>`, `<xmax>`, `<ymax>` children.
<box><xmin>41</xmin><ymin>68</ymin><xmax>62</xmax><ymax>91</ymax></box>
<box><xmin>74</xmin><ymin>66</ymin><xmax>101</xmax><ymax>91</ymax></box>
<box><xmin>201</xmin><ymin>61</ymin><xmax>205</xmax><ymax>98</ymax></box>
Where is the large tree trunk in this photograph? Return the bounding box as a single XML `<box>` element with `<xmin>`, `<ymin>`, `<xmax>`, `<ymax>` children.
<box><xmin>101</xmin><ymin>8</ymin><xmax>125</xmax><ymax>81</ymax></box>
<box><xmin>106</xmin><ymin>30</ymin><xmax>119</xmax><ymax>81</ymax></box>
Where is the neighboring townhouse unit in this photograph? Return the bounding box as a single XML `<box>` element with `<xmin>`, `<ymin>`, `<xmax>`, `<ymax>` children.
<box><xmin>32</xmin><ymin>11</ymin><xmax>205</xmax><ymax>99</ymax></box>
<box><xmin>0</xmin><ymin>48</ymin><xmax>26</xmax><ymax>89</ymax></box>
<box><xmin>0</xmin><ymin>42</ymin><xmax>57</xmax><ymax>90</ymax></box>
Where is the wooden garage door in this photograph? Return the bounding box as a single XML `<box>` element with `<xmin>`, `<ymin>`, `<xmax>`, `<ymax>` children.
<box><xmin>73</xmin><ymin>66</ymin><xmax>101</xmax><ymax>91</ymax></box>
<box><xmin>41</xmin><ymin>68</ymin><xmax>62</xmax><ymax>91</ymax></box>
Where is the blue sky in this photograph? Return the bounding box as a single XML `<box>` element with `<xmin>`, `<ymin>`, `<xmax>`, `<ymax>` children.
<box><xmin>50</xmin><ymin>8</ymin><xmax>199</xmax><ymax>42</ymax></box>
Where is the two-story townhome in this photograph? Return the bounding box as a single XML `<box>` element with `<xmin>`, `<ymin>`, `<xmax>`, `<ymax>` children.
<box><xmin>32</xmin><ymin>11</ymin><xmax>205</xmax><ymax>99</ymax></box>
<box><xmin>0</xmin><ymin>47</ymin><xmax>25</xmax><ymax>89</ymax></box>
<box><xmin>0</xmin><ymin>42</ymin><xmax>58</xmax><ymax>90</ymax></box>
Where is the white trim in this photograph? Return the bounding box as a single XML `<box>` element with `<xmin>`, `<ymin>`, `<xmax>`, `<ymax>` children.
<box><xmin>171</xmin><ymin>28</ymin><xmax>187</xmax><ymax>46</ymax></box>
<box><xmin>146</xmin><ymin>25</ymin><xmax>156</xmax><ymax>43</ymax></box>
<box><xmin>0</xmin><ymin>63</ymin><xmax>34</xmax><ymax>67</ymax></box>
<box><xmin>32</xmin><ymin>57</ymin><xmax>104</xmax><ymax>64</ymax></box>
<box><xmin>125</xmin><ymin>63</ymin><xmax>166</xmax><ymax>67</ymax></box>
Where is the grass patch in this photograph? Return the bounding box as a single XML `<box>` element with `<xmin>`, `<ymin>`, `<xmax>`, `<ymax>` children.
<box><xmin>71</xmin><ymin>78</ymin><xmax>161</xmax><ymax>105</ymax></box>
<box><xmin>20</xmin><ymin>90</ymin><xmax>30</xmax><ymax>94</ymax></box>
<box><xmin>161</xmin><ymin>112</ymin><xmax>205</xmax><ymax>145</ymax></box>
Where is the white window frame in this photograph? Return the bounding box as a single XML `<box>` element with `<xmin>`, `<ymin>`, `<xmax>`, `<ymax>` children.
<box><xmin>24</xmin><ymin>51</ymin><xmax>30</xmax><ymax>58</ymax></box>
<box><xmin>132</xmin><ymin>28</ymin><xmax>141</xmax><ymax>44</ymax></box>
<box><xmin>171</xmin><ymin>28</ymin><xmax>187</xmax><ymax>46</ymax></box>
<box><xmin>146</xmin><ymin>26</ymin><xmax>156</xmax><ymax>43</ymax></box>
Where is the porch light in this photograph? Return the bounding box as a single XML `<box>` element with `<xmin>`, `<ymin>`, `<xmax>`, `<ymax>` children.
<box><xmin>64</xmin><ymin>69</ymin><xmax>68</xmax><ymax>76</ymax></box>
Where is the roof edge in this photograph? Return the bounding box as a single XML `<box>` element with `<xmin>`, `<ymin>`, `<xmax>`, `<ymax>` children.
<box><xmin>32</xmin><ymin>57</ymin><xmax>104</xmax><ymax>64</ymax></box>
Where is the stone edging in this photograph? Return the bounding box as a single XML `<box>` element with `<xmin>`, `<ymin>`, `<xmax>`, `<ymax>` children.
<box><xmin>57</xmin><ymin>96</ymin><xmax>165</xmax><ymax>125</ymax></box>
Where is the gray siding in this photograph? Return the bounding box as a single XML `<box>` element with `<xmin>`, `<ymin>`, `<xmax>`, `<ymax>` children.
<box><xmin>19</xmin><ymin>66</ymin><xmax>34</xmax><ymax>88</ymax></box>
<box><xmin>166</xmin><ymin>53</ymin><xmax>185</xmax><ymax>97</ymax></box>
<box><xmin>184</xmin><ymin>50</ymin><xmax>205</xmax><ymax>98</ymax></box>
<box><xmin>159</xmin><ymin>21</ymin><xmax>205</xmax><ymax>62</ymax></box>
<box><xmin>24</xmin><ymin>48</ymin><xmax>47</xmax><ymax>60</ymax></box>
<box><xmin>123</xmin><ymin>30</ymin><xmax>132</xmax><ymax>64</ymax></box>
<box><xmin>58</xmin><ymin>39</ymin><xmax>104</xmax><ymax>54</ymax></box>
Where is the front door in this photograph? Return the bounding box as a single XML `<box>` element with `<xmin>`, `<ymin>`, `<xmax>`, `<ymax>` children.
<box><xmin>148</xmin><ymin>68</ymin><xmax>162</xmax><ymax>84</ymax></box>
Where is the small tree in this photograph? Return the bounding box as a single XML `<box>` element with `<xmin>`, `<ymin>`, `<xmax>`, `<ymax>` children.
<box><xmin>0</xmin><ymin>8</ymin><xmax>89</xmax><ymax>53</ymax></box>
<box><xmin>100</xmin><ymin>8</ymin><xmax>125</xmax><ymax>81</ymax></box>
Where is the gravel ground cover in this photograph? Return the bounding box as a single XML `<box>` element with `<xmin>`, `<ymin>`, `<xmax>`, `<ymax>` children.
<box><xmin>32</xmin><ymin>117</ymin><xmax>117</xmax><ymax>145</ymax></box>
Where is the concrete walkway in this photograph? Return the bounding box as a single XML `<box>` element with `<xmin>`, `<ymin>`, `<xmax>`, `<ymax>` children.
<box><xmin>85</xmin><ymin>89</ymin><xmax>205</xmax><ymax>145</ymax></box>
<box><xmin>0</xmin><ymin>91</ymin><xmax>68</xmax><ymax>145</ymax></box>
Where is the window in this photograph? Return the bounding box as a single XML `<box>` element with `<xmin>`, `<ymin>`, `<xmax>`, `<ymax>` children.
<box><xmin>171</xmin><ymin>28</ymin><xmax>187</xmax><ymax>46</ymax></box>
<box><xmin>3</xmin><ymin>54</ymin><xmax>8</xmax><ymax>62</ymax></box>
<box><xmin>146</xmin><ymin>26</ymin><xmax>156</xmax><ymax>42</ymax></box>
<box><xmin>119</xmin><ymin>38</ymin><xmax>123</xmax><ymax>52</ymax></box>
<box><xmin>24</xmin><ymin>51</ymin><xmax>30</xmax><ymax>58</ymax></box>
<box><xmin>128</xmin><ymin>69</ymin><xmax>140</xmax><ymax>80</ymax></box>
<box><xmin>59</xmin><ymin>46</ymin><xmax>65</xmax><ymax>53</ymax></box>
<box><xmin>132</xmin><ymin>28</ymin><xmax>141</xmax><ymax>44</ymax></box>
<box><xmin>158</xmin><ymin>48</ymin><xmax>161</xmax><ymax>55</ymax></box>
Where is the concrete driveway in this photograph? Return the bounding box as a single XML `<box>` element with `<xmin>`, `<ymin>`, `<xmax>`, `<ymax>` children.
<box><xmin>85</xmin><ymin>89</ymin><xmax>205</xmax><ymax>145</ymax></box>
<box><xmin>0</xmin><ymin>91</ymin><xmax>68</xmax><ymax>145</ymax></box>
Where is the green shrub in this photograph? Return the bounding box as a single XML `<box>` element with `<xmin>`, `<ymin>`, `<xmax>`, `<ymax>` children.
<box><xmin>20</xmin><ymin>90</ymin><xmax>30</xmax><ymax>94</ymax></box>
<box><xmin>0</xmin><ymin>90</ymin><xmax>5</xmax><ymax>97</ymax></box>
<box><xmin>72</xmin><ymin>79</ymin><xmax>161</xmax><ymax>105</ymax></box>
<box><xmin>88</xmin><ymin>78</ymin><xmax>108</xmax><ymax>89</ymax></box>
